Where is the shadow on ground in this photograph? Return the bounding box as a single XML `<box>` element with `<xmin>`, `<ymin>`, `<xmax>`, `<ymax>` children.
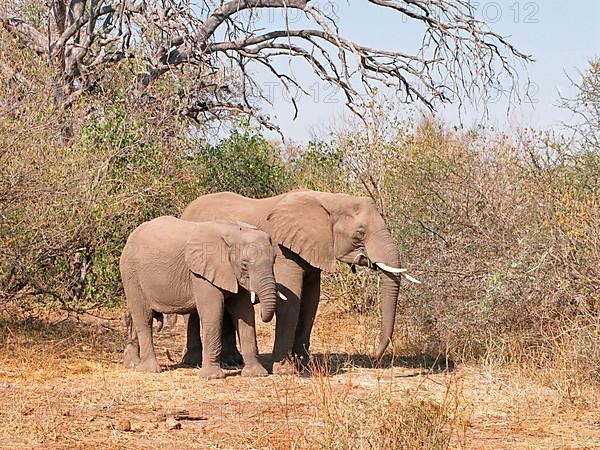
<box><xmin>223</xmin><ymin>352</ymin><xmax>456</xmax><ymax>377</ymax></box>
<box><xmin>300</xmin><ymin>352</ymin><xmax>455</xmax><ymax>377</ymax></box>
<box><xmin>1</xmin><ymin>312</ymin><xmax>454</xmax><ymax>379</ymax></box>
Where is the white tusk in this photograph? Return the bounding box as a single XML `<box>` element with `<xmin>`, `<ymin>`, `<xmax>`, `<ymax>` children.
<box><xmin>375</xmin><ymin>262</ymin><xmax>407</xmax><ymax>274</ymax></box>
<box><xmin>250</xmin><ymin>291</ymin><xmax>257</xmax><ymax>304</ymax></box>
<box><xmin>375</xmin><ymin>262</ymin><xmax>421</xmax><ymax>284</ymax></box>
<box><xmin>402</xmin><ymin>273</ymin><xmax>422</xmax><ymax>284</ymax></box>
<box><xmin>278</xmin><ymin>291</ymin><xmax>288</xmax><ymax>301</ymax></box>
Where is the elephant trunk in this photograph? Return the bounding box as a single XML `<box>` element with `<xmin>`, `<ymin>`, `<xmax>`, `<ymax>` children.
<box><xmin>367</xmin><ymin>228</ymin><xmax>402</xmax><ymax>361</ymax></box>
<box><xmin>373</xmin><ymin>271</ymin><xmax>401</xmax><ymax>360</ymax></box>
<box><xmin>256</xmin><ymin>274</ymin><xmax>277</xmax><ymax>323</ymax></box>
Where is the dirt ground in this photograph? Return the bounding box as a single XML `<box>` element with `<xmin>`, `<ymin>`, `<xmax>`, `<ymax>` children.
<box><xmin>1</xmin><ymin>304</ymin><xmax>599</xmax><ymax>449</ymax></box>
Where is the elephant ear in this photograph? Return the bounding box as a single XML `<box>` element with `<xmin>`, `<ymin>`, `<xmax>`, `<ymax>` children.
<box><xmin>184</xmin><ymin>232</ymin><xmax>238</xmax><ymax>293</ymax></box>
<box><xmin>267</xmin><ymin>192</ymin><xmax>336</xmax><ymax>272</ymax></box>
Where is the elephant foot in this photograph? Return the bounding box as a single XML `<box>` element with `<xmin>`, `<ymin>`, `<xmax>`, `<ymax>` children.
<box><xmin>220</xmin><ymin>349</ymin><xmax>244</xmax><ymax>368</ymax></box>
<box><xmin>198</xmin><ymin>365</ymin><xmax>225</xmax><ymax>380</ymax></box>
<box><xmin>181</xmin><ymin>347</ymin><xmax>202</xmax><ymax>367</ymax></box>
<box><xmin>241</xmin><ymin>363</ymin><xmax>268</xmax><ymax>377</ymax></box>
<box><xmin>135</xmin><ymin>358</ymin><xmax>162</xmax><ymax>373</ymax></box>
<box><xmin>123</xmin><ymin>344</ymin><xmax>140</xmax><ymax>368</ymax></box>
<box><xmin>272</xmin><ymin>359</ymin><xmax>297</xmax><ymax>376</ymax></box>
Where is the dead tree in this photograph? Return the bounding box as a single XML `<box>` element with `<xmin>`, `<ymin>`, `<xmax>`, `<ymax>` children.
<box><xmin>559</xmin><ymin>59</ymin><xmax>600</xmax><ymax>152</ymax></box>
<box><xmin>1</xmin><ymin>0</ymin><xmax>531</xmax><ymax>130</ymax></box>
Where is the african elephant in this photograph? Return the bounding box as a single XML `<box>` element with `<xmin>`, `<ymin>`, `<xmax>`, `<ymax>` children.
<box><xmin>120</xmin><ymin>216</ymin><xmax>278</xmax><ymax>378</ymax></box>
<box><xmin>180</xmin><ymin>190</ymin><xmax>419</xmax><ymax>375</ymax></box>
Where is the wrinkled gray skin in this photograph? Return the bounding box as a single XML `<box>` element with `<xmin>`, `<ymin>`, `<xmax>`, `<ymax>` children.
<box><xmin>120</xmin><ymin>216</ymin><xmax>277</xmax><ymax>378</ymax></box>
<box><xmin>180</xmin><ymin>190</ymin><xmax>405</xmax><ymax>375</ymax></box>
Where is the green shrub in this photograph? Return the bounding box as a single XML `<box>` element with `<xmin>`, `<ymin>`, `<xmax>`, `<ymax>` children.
<box><xmin>198</xmin><ymin>121</ymin><xmax>291</xmax><ymax>198</ymax></box>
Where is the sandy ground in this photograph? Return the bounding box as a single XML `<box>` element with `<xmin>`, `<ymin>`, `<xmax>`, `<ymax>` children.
<box><xmin>1</xmin><ymin>305</ymin><xmax>599</xmax><ymax>449</ymax></box>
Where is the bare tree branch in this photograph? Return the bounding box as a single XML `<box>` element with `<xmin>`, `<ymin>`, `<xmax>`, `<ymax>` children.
<box><xmin>0</xmin><ymin>14</ymin><xmax>46</xmax><ymax>54</ymax></box>
<box><xmin>1</xmin><ymin>0</ymin><xmax>531</xmax><ymax>130</ymax></box>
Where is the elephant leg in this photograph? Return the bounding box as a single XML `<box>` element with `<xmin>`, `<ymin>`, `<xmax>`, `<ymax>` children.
<box><xmin>131</xmin><ymin>310</ymin><xmax>161</xmax><ymax>373</ymax></box>
<box><xmin>293</xmin><ymin>268</ymin><xmax>321</xmax><ymax>366</ymax></box>
<box><xmin>123</xmin><ymin>280</ymin><xmax>160</xmax><ymax>373</ymax></box>
<box><xmin>271</xmin><ymin>260</ymin><xmax>304</xmax><ymax>375</ymax></box>
<box><xmin>134</xmin><ymin>321</ymin><xmax>161</xmax><ymax>373</ymax></box>
<box><xmin>182</xmin><ymin>310</ymin><xmax>243</xmax><ymax>367</ymax></box>
<box><xmin>225</xmin><ymin>293</ymin><xmax>267</xmax><ymax>377</ymax></box>
<box><xmin>220</xmin><ymin>311</ymin><xmax>244</xmax><ymax>368</ymax></box>
<box><xmin>195</xmin><ymin>293</ymin><xmax>225</xmax><ymax>380</ymax></box>
<box><xmin>181</xmin><ymin>312</ymin><xmax>202</xmax><ymax>366</ymax></box>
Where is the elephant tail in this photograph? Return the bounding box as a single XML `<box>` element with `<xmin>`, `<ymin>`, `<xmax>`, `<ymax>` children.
<box><xmin>125</xmin><ymin>311</ymin><xmax>134</xmax><ymax>340</ymax></box>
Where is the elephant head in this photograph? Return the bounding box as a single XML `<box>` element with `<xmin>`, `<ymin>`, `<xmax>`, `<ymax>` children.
<box><xmin>184</xmin><ymin>223</ymin><xmax>277</xmax><ymax>323</ymax></box>
<box><xmin>267</xmin><ymin>190</ymin><xmax>419</xmax><ymax>359</ymax></box>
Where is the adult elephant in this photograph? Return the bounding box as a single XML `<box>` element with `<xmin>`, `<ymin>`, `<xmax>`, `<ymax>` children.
<box><xmin>180</xmin><ymin>190</ymin><xmax>419</xmax><ymax>374</ymax></box>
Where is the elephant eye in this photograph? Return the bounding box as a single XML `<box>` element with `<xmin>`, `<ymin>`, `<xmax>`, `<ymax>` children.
<box><xmin>353</xmin><ymin>229</ymin><xmax>366</xmax><ymax>244</ymax></box>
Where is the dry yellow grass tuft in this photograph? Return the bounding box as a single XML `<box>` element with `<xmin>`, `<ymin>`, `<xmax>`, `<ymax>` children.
<box><xmin>1</xmin><ymin>305</ymin><xmax>599</xmax><ymax>449</ymax></box>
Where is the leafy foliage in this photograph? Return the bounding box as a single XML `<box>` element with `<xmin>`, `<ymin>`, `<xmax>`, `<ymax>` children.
<box><xmin>198</xmin><ymin>122</ymin><xmax>291</xmax><ymax>198</ymax></box>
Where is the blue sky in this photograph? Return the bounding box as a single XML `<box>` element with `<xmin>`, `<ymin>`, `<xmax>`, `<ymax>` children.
<box><xmin>250</xmin><ymin>0</ymin><xmax>600</xmax><ymax>142</ymax></box>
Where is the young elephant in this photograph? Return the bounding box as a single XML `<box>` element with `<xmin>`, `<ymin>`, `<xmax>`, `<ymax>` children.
<box><xmin>120</xmin><ymin>216</ymin><xmax>277</xmax><ymax>378</ymax></box>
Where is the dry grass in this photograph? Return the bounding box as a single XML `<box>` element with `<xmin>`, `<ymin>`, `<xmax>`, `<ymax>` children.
<box><xmin>1</xmin><ymin>304</ymin><xmax>598</xmax><ymax>449</ymax></box>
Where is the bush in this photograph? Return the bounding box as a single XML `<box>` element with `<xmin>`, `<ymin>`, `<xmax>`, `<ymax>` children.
<box><xmin>300</xmin><ymin>106</ymin><xmax>598</xmax><ymax>387</ymax></box>
<box><xmin>0</xmin><ymin>30</ymin><xmax>295</xmax><ymax>310</ymax></box>
<box><xmin>0</xmin><ymin>98</ymin><xmax>199</xmax><ymax>308</ymax></box>
<box><xmin>0</xmin><ymin>97</ymin><xmax>292</xmax><ymax>309</ymax></box>
<box><xmin>198</xmin><ymin>121</ymin><xmax>291</xmax><ymax>198</ymax></box>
